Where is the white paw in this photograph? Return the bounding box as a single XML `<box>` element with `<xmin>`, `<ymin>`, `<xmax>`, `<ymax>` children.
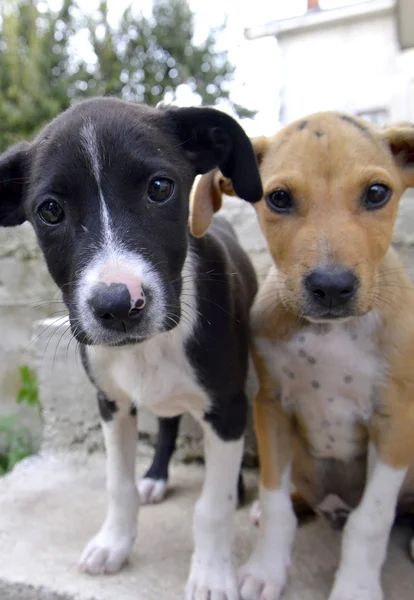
<box><xmin>138</xmin><ymin>477</ymin><xmax>167</xmax><ymax>504</ymax></box>
<box><xmin>238</xmin><ymin>558</ymin><xmax>287</xmax><ymax>600</ymax></box>
<box><xmin>328</xmin><ymin>574</ymin><xmax>383</xmax><ymax>600</ymax></box>
<box><xmin>250</xmin><ymin>500</ymin><xmax>261</xmax><ymax>527</ymax></box>
<box><xmin>186</xmin><ymin>553</ymin><xmax>238</xmax><ymax>600</ymax></box>
<box><xmin>79</xmin><ymin>526</ymin><xmax>136</xmax><ymax>575</ymax></box>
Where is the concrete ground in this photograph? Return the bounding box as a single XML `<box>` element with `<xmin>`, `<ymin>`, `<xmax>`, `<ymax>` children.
<box><xmin>0</xmin><ymin>451</ymin><xmax>412</xmax><ymax>600</ymax></box>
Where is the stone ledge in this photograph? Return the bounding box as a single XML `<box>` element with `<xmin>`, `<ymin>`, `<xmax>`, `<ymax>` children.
<box><xmin>0</xmin><ymin>453</ymin><xmax>411</xmax><ymax>600</ymax></box>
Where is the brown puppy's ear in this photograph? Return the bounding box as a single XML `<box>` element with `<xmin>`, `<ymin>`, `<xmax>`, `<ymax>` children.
<box><xmin>251</xmin><ymin>136</ymin><xmax>270</xmax><ymax>167</ymax></box>
<box><xmin>190</xmin><ymin>169</ymin><xmax>235</xmax><ymax>238</ymax></box>
<box><xmin>384</xmin><ymin>124</ymin><xmax>414</xmax><ymax>188</ymax></box>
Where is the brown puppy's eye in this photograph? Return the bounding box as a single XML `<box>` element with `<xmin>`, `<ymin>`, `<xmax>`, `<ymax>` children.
<box><xmin>148</xmin><ymin>178</ymin><xmax>174</xmax><ymax>203</ymax></box>
<box><xmin>364</xmin><ymin>184</ymin><xmax>391</xmax><ymax>210</ymax></box>
<box><xmin>266</xmin><ymin>189</ymin><xmax>293</xmax><ymax>214</ymax></box>
<box><xmin>37</xmin><ymin>199</ymin><xmax>65</xmax><ymax>225</ymax></box>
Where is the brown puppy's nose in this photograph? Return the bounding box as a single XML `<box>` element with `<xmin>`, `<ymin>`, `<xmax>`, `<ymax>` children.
<box><xmin>89</xmin><ymin>282</ymin><xmax>146</xmax><ymax>332</ymax></box>
<box><xmin>305</xmin><ymin>268</ymin><xmax>358</xmax><ymax>309</ymax></box>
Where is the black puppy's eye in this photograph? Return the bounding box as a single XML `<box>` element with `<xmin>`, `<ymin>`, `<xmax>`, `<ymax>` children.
<box><xmin>363</xmin><ymin>184</ymin><xmax>392</xmax><ymax>210</ymax></box>
<box><xmin>148</xmin><ymin>178</ymin><xmax>174</xmax><ymax>203</ymax></box>
<box><xmin>266</xmin><ymin>189</ymin><xmax>293</xmax><ymax>213</ymax></box>
<box><xmin>37</xmin><ymin>199</ymin><xmax>65</xmax><ymax>225</ymax></box>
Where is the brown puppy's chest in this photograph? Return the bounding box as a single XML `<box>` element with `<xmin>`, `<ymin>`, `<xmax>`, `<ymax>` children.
<box><xmin>257</xmin><ymin>312</ymin><xmax>385</xmax><ymax>457</ymax></box>
<box><xmin>257</xmin><ymin>313</ymin><xmax>386</xmax><ymax>516</ymax></box>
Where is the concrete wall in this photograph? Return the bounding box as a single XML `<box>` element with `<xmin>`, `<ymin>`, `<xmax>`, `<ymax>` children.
<box><xmin>0</xmin><ymin>224</ymin><xmax>60</xmax><ymax>448</ymax></box>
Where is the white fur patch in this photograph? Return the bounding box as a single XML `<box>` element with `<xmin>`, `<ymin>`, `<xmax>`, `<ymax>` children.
<box><xmin>250</xmin><ymin>499</ymin><xmax>262</xmax><ymax>526</ymax></box>
<box><xmin>329</xmin><ymin>459</ymin><xmax>407</xmax><ymax>600</ymax></box>
<box><xmin>138</xmin><ymin>477</ymin><xmax>167</xmax><ymax>504</ymax></box>
<box><xmin>80</xmin><ymin>402</ymin><xmax>139</xmax><ymax>575</ymax></box>
<box><xmin>187</xmin><ymin>427</ymin><xmax>243</xmax><ymax>600</ymax></box>
<box><xmin>80</xmin><ymin>120</ymin><xmax>115</xmax><ymax>247</ymax></box>
<box><xmin>256</xmin><ymin>312</ymin><xmax>385</xmax><ymax>461</ymax></box>
<box><xmin>239</xmin><ymin>466</ymin><xmax>297</xmax><ymax>600</ymax></box>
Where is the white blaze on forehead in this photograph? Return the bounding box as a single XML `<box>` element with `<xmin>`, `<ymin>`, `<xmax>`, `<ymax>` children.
<box><xmin>80</xmin><ymin>120</ymin><xmax>101</xmax><ymax>185</ymax></box>
<box><xmin>79</xmin><ymin>119</ymin><xmax>114</xmax><ymax>247</ymax></box>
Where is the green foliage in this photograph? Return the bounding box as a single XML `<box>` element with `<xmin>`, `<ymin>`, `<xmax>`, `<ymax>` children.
<box><xmin>16</xmin><ymin>365</ymin><xmax>39</xmax><ymax>409</ymax></box>
<box><xmin>0</xmin><ymin>415</ymin><xmax>32</xmax><ymax>475</ymax></box>
<box><xmin>0</xmin><ymin>0</ymin><xmax>255</xmax><ymax>152</ymax></box>
<box><xmin>0</xmin><ymin>365</ymin><xmax>40</xmax><ymax>476</ymax></box>
<box><xmin>0</xmin><ymin>0</ymin><xmax>76</xmax><ymax>149</ymax></box>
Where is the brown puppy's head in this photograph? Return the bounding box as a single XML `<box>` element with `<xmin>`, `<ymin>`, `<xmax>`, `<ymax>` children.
<box><xmin>192</xmin><ymin>114</ymin><xmax>414</xmax><ymax>321</ymax></box>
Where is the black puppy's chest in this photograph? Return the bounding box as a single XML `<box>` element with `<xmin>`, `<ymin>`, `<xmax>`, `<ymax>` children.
<box><xmin>86</xmin><ymin>323</ymin><xmax>210</xmax><ymax>418</ymax></box>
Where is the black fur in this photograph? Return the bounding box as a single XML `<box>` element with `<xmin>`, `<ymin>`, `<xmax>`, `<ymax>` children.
<box><xmin>187</xmin><ymin>218</ymin><xmax>257</xmax><ymax>440</ymax></box>
<box><xmin>97</xmin><ymin>391</ymin><xmax>118</xmax><ymax>422</ymax></box>
<box><xmin>144</xmin><ymin>416</ymin><xmax>181</xmax><ymax>482</ymax></box>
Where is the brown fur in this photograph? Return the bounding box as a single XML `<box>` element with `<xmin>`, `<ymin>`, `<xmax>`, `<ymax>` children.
<box><xmin>192</xmin><ymin>111</ymin><xmax>414</xmax><ymax>515</ymax></box>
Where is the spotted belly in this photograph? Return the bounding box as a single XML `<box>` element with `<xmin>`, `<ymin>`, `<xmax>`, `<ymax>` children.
<box><xmin>259</xmin><ymin>320</ymin><xmax>382</xmax><ymax>462</ymax></box>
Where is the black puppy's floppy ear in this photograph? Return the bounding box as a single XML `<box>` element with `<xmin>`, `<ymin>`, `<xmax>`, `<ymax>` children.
<box><xmin>189</xmin><ymin>136</ymin><xmax>270</xmax><ymax>237</ymax></box>
<box><xmin>0</xmin><ymin>141</ymin><xmax>30</xmax><ymax>227</ymax></box>
<box><xmin>161</xmin><ymin>106</ymin><xmax>263</xmax><ymax>203</ymax></box>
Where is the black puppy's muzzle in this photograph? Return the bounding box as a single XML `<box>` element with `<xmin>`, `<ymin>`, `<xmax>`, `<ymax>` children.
<box><xmin>88</xmin><ymin>282</ymin><xmax>146</xmax><ymax>333</ymax></box>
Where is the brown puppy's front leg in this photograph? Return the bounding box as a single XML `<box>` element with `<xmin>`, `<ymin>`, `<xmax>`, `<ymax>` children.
<box><xmin>239</xmin><ymin>377</ymin><xmax>297</xmax><ymax>600</ymax></box>
<box><xmin>329</xmin><ymin>383</ymin><xmax>414</xmax><ymax>600</ymax></box>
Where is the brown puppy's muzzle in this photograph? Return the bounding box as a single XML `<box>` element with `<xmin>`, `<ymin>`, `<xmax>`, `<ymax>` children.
<box><xmin>303</xmin><ymin>266</ymin><xmax>360</xmax><ymax>320</ymax></box>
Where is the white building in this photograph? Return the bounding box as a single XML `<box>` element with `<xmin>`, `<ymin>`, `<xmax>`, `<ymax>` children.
<box><xmin>245</xmin><ymin>0</ymin><xmax>414</xmax><ymax>126</ymax></box>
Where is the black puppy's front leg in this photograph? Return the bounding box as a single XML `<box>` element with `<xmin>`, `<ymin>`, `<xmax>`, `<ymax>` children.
<box><xmin>80</xmin><ymin>391</ymin><xmax>139</xmax><ymax>575</ymax></box>
<box><xmin>138</xmin><ymin>415</ymin><xmax>181</xmax><ymax>504</ymax></box>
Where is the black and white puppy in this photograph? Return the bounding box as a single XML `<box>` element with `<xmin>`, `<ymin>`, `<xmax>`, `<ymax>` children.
<box><xmin>0</xmin><ymin>97</ymin><xmax>262</xmax><ymax>599</ymax></box>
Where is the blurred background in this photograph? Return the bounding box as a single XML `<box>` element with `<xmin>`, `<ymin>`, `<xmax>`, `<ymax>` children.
<box><xmin>0</xmin><ymin>0</ymin><xmax>413</xmax><ymax>469</ymax></box>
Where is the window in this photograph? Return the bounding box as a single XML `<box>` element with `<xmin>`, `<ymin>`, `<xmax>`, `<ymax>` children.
<box><xmin>355</xmin><ymin>109</ymin><xmax>389</xmax><ymax>126</ymax></box>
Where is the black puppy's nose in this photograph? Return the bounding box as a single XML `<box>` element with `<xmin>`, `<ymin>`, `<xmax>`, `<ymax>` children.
<box><xmin>89</xmin><ymin>282</ymin><xmax>145</xmax><ymax>332</ymax></box>
<box><xmin>305</xmin><ymin>268</ymin><xmax>358</xmax><ymax>308</ymax></box>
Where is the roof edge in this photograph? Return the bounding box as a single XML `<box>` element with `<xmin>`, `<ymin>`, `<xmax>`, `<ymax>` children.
<box><xmin>245</xmin><ymin>0</ymin><xmax>396</xmax><ymax>41</ymax></box>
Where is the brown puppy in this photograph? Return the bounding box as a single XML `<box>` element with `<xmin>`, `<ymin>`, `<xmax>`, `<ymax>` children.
<box><xmin>190</xmin><ymin>113</ymin><xmax>414</xmax><ymax>600</ymax></box>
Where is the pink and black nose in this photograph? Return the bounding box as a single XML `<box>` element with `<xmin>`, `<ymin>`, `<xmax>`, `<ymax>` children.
<box><xmin>89</xmin><ymin>282</ymin><xmax>146</xmax><ymax>332</ymax></box>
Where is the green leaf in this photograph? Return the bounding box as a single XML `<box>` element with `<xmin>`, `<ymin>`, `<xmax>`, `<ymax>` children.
<box><xmin>16</xmin><ymin>389</ymin><xmax>26</xmax><ymax>404</ymax></box>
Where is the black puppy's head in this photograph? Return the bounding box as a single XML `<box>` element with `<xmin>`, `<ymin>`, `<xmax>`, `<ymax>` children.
<box><xmin>0</xmin><ymin>98</ymin><xmax>262</xmax><ymax>346</ymax></box>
